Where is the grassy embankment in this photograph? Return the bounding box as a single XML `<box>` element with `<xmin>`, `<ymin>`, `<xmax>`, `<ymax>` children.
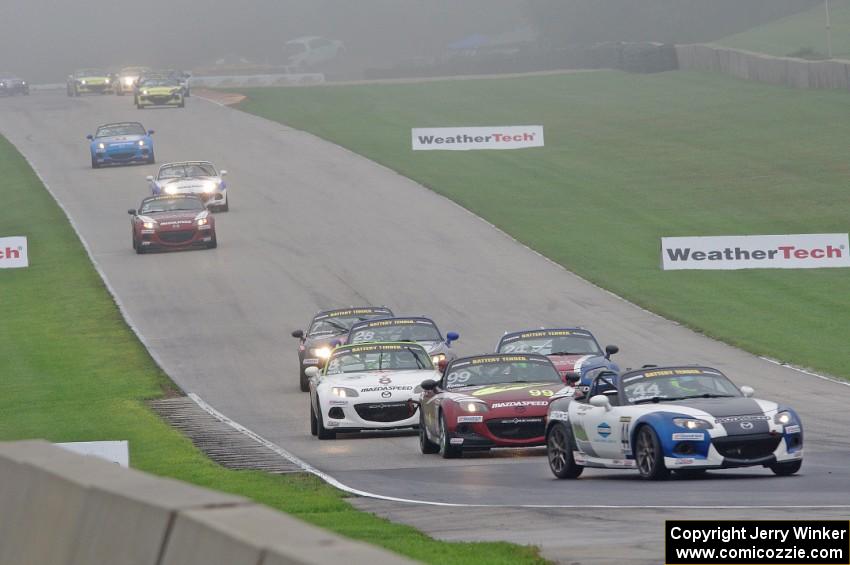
<box><xmin>236</xmin><ymin>70</ymin><xmax>850</xmax><ymax>379</ymax></box>
<box><xmin>0</xmin><ymin>134</ymin><xmax>546</xmax><ymax>565</ymax></box>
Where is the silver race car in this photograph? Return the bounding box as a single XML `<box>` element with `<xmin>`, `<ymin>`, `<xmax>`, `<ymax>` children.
<box><xmin>148</xmin><ymin>161</ymin><xmax>229</xmax><ymax>212</ymax></box>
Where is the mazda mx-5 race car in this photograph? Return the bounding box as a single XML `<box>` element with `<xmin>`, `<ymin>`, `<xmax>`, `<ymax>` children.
<box><xmin>128</xmin><ymin>194</ymin><xmax>216</xmax><ymax>253</ymax></box>
<box><xmin>305</xmin><ymin>342</ymin><xmax>435</xmax><ymax>439</ymax></box>
<box><xmin>292</xmin><ymin>307</ymin><xmax>394</xmax><ymax>391</ymax></box>
<box><xmin>115</xmin><ymin>66</ymin><xmax>150</xmax><ymax>95</ymax></box>
<box><xmin>496</xmin><ymin>328</ymin><xmax>619</xmax><ymax>388</ymax></box>
<box><xmin>418</xmin><ymin>354</ymin><xmax>570</xmax><ymax>458</ymax></box>
<box><xmin>545</xmin><ymin>366</ymin><xmax>803</xmax><ymax>480</ymax></box>
<box><xmin>135</xmin><ymin>77</ymin><xmax>184</xmax><ymax>109</ymax></box>
<box><xmin>88</xmin><ymin>122</ymin><xmax>154</xmax><ymax>168</ymax></box>
<box><xmin>67</xmin><ymin>69</ymin><xmax>114</xmax><ymax>96</ymax></box>
<box><xmin>347</xmin><ymin>317</ymin><xmax>459</xmax><ymax>365</ymax></box>
<box><xmin>148</xmin><ymin>161</ymin><xmax>229</xmax><ymax>212</ymax></box>
<box><xmin>0</xmin><ymin>73</ymin><xmax>29</xmax><ymax>96</ymax></box>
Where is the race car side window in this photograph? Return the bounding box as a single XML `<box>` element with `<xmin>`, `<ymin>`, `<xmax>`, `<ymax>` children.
<box><xmin>588</xmin><ymin>373</ymin><xmax>619</xmax><ymax>406</ymax></box>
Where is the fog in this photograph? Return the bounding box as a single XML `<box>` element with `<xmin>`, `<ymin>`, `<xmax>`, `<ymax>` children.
<box><xmin>0</xmin><ymin>0</ymin><xmax>818</xmax><ymax>82</ymax></box>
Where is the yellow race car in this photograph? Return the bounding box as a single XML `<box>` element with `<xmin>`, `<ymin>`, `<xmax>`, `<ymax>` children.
<box><xmin>135</xmin><ymin>77</ymin><xmax>185</xmax><ymax>109</ymax></box>
<box><xmin>67</xmin><ymin>69</ymin><xmax>114</xmax><ymax>96</ymax></box>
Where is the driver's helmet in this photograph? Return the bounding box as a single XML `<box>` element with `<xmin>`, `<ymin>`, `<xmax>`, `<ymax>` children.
<box><xmin>668</xmin><ymin>375</ymin><xmax>711</xmax><ymax>396</ymax></box>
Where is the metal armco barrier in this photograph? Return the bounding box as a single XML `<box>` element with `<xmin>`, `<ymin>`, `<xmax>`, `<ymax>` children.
<box><xmin>189</xmin><ymin>73</ymin><xmax>325</xmax><ymax>88</ymax></box>
<box><xmin>676</xmin><ymin>44</ymin><xmax>850</xmax><ymax>90</ymax></box>
<box><xmin>0</xmin><ymin>440</ymin><xmax>414</xmax><ymax>565</ymax></box>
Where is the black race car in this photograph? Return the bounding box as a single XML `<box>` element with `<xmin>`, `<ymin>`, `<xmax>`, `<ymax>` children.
<box><xmin>291</xmin><ymin>306</ymin><xmax>393</xmax><ymax>392</ymax></box>
<box><xmin>0</xmin><ymin>74</ymin><xmax>29</xmax><ymax>96</ymax></box>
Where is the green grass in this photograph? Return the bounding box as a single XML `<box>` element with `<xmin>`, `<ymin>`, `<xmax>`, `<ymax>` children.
<box><xmin>0</xmin><ymin>135</ymin><xmax>546</xmax><ymax>565</ymax></box>
<box><xmin>716</xmin><ymin>0</ymin><xmax>850</xmax><ymax>59</ymax></box>
<box><xmin>234</xmin><ymin>71</ymin><xmax>850</xmax><ymax>380</ymax></box>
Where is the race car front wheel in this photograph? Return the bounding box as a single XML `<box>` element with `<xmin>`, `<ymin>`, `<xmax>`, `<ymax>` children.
<box><xmin>91</xmin><ymin>156</ymin><xmax>99</xmax><ymax>169</ymax></box>
<box><xmin>316</xmin><ymin>401</ymin><xmax>336</xmax><ymax>440</ymax></box>
<box><xmin>438</xmin><ymin>412</ymin><xmax>460</xmax><ymax>459</ymax></box>
<box><xmin>547</xmin><ymin>422</ymin><xmax>583</xmax><ymax>479</ymax></box>
<box><xmin>309</xmin><ymin>403</ymin><xmax>318</xmax><ymax>436</ymax></box>
<box><xmin>636</xmin><ymin>425</ymin><xmax>670</xmax><ymax>480</ymax></box>
<box><xmin>147</xmin><ymin>150</ymin><xmax>155</xmax><ymax>165</ymax></box>
<box><xmin>299</xmin><ymin>367</ymin><xmax>310</xmax><ymax>392</ymax></box>
<box><xmin>419</xmin><ymin>411</ymin><xmax>438</xmax><ymax>454</ymax></box>
<box><xmin>769</xmin><ymin>459</ymin><xmax>802</xmax><ymax>476</ymax></box>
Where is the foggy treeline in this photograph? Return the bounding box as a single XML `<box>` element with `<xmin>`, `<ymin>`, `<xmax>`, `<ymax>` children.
<box><xmin>0</xmin><ymin>0</ymin><xmax>820</xmax><ymax>81</ymax></box>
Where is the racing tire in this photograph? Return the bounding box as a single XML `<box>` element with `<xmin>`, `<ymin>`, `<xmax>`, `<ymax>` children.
<box><xmin>66</xmin><ymin>86</ymin><xmax>72</xmax><ymax>97</ymax></box>
<box><xmin>220</xmin><ymin>197</ymin><xmax>229</xmax><ymax>212</ymax></box>
<box><xmin>147</xmin><ymin>151</ymin><xmax>155</xmax><ymax>165</ymax></box>
<box><xmin>137</xmin><ymin>103</ymin><xmax>143</xmax><ymax>110</ymax></box>
<box><xmin>299</xmin><ymin>368</ymin><xmax>310</xmax><ymax>392</ymax></box>
<box><xmin>315</xmin><ymin>401</ymin><xmax>336</xmax><ymax>440</ymax></box>
<box><xmin>547</xmin><ymin>422</ymin><xmax>584</xmax><ymax>479</ymax></box>
<box><xmin>419</xmin><ymin>410</ymin><xmax>439</xmax><ymax>454</ymax></box>
<box><xmin>178</xmin><ymin>99</ymin><xmax>185</xmax><ymax>108</ymax></box>
<box><xmin>438</xmin><ymin>412</ymin><xmax>460</xmax><ymax>459</ymax></box>
<box><xmin>309</xmin><ymin>402</ymin><xmax>318</xmax><ymax>436</ymax></box>
<box><xmin>206</xmin><ymin>235</ymin><xmax>217</xmax><ymax>249</ymax></box>
<box><xmin>91</xmin><ymin>156</ymin><xmax>99</xmax><ymax>169</ymax></box>
<box><xmin>74</xmin><ymin>87</ymin><xmax>80</xmax><ymax>97</ymax></box>
<box><xmin>134</xmin><ymin>239</ymin><xmax>145</xmax><ymax>255</ymax></box>
<box><xmin>769</xmin><ymin>459</ymin><xmax>802</xmax><ymax>476</ymax></box>
<box><xmin>635</xmin><ymin>425</ymin><xmax>670</xmax><ymax>480</ymax></box>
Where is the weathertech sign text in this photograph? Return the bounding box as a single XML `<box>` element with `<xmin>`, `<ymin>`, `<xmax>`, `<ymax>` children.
<box><xmin>661</xmin><ymin>234</ymin><xmax>850</xmax><ymax>270</ymax></box>
<box><xmin>0</xmin><ymin>236</ymin><xmax>28</xmax><ymax>268</ymax></box>
<box><xmin>412</xmin><ymin>126</ymin><xmax>544</xmax><ymax>151</ymax></box>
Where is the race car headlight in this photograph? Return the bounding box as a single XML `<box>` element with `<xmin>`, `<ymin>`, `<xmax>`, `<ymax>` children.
<box><xmin>774</xmin><ymin>411</ymin><xmax>794</xmax><ymax>425</ymax></box>
<box><xmin>431</xmin><ymin>353</ymin><xmax>446</xmax><ymax>364</ymax></box>
<box><xmin>105</xmin><ymin>78</ymin><xmax>110</xmax><ymax>84</ymax></box>
<box><xmin>460</xmin><ymin>402</ymin><xmax>489</xmax><ymax>413</ymax></box>
<box><xmin>138</xmin><ymin>140</ymin><xmax>145</xmax><ymax>146</ymax></box>
<box><xmin>142</xmin><ymin>90</ymin><xmax>148</xmax><ymax>95</ymax></box>
<box><xmin>142</xmin><ymin>221</ymin><xmax>157</xmax><ymax>229</ymax></box>
<box><xmin>123</xmin><ymin>77</ymin><xmax>134</xmax><ymax>85</ymax></box>
<box><xmin>164</xmin><ymin>186</ymin><xmax>178</xmax><ymax>195</ymax></box>
<box><xmin>80</xmin><ymin>80</ymin><xmax>86</xmax><ymax>85</ymax></box>
<box><xmin>672</xmin><ymin>418</ymin><xmax>713</xmax><ymax>430</ymax></box>
<box><xmin>311</xmin><ymin>347</ymin><xmax>332</xmax><ymax>359</ymax></box>
<box><xmin>97</xmin><ymin>142</ymin><xmax>105</xmax><ymax>150</ymax></box>
<box><xmin>196</xmin><ymin>217</ymin><xmax>209</xmax><ymax>226</ymax></box>
<box><xmin>331</xmin><ymin>387</ymin><xmax>359</xmax><ymax>398</ymax></box>
<box><xmin>203</xmin><ymin>182</ymin><xmax>216</xmax><ymax>194</ymax></box>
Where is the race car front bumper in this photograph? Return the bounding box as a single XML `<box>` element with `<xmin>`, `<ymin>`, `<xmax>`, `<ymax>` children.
<box><xmin>447</xmin><ymin>415</ymin><xmax>547</xmax><ymax>449</ymax></box>
<box><xmin>94</xmin><ymin>145</ymin><xmax>151</xmax><ymax>165</ymax></box>
<box><xmin>318</xmin><ymin>397</ymin><xmax>419</xmax><ymax>432</ymax></box>
<box><xmin>138</xmin><ymin>225</ymin><xmax>214</xmax><ymax>251</ymax></box>
<box><xmin>138</xmin><ymin>93</ymin><xmax>183</xmax><ymax>106</ymax></box>
<box><xmin>663</xmin><ymin>427</ymin><xmax>803</xmax><ymax>470</ymax></box>
<box><xmin>77</xmin><ymin>83</ymin><xmax>112</xmax><ymax>94</ymax></box>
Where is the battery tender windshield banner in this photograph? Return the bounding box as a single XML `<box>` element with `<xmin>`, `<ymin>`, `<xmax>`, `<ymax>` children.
<box><xmin>665</xmin><ymin>520</ymin><xmax>849</xmax><ymax>565</ymax></box>
<box><xmin>411</xmin><ymin>126</ymin><xmax>544</xmax><ymax>151</ymax></box>
<box><xmin>660</xmin><ymin>233</ymin><xmax>850</xmax><ymax>270</ymax></box>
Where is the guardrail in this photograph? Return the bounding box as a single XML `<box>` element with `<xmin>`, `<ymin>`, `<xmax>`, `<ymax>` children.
<box><xmin>189</xmin><ymin>73</ymin><xmax>325</xmax><ymax>88</ymax></box>
<box><xmin>0</xmin><ymin>440</ymin><xmax>414</xmax><ymax>565</ymax></box>
<box><xmin>676</xmin><ymin>44</ymin><xmax>850</xmax><ymax>90</ymax></box>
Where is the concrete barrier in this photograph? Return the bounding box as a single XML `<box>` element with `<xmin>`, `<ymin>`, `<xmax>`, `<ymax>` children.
<box><xmin>676</xmin><ymin>44</ymin><xmax>850</xmax><ymax>91</ymax></box>
<box><xmin>0</xmin><ymin>440</ymin><xmax>412</xmax><ymax>565</ymax></box>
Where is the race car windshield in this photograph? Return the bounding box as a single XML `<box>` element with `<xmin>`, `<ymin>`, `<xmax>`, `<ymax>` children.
<box><xmin>445</xmin><ymin>360</ymin><xmax>561</xmax><ymax>389</ymax></box>
<box><xmin>349</xmin><ymin>321</ymin><xmax>441</xmax><ymax>344</ymax></box>
<box><xmin>76</xmin><ymin>69</ymin><xmax>106</xmax><ymax>77</ymax></box>
<box><xmin>623</xmin><ymin>373</ymin><xmax>740</xmax><ymax>404</ymax></box>
<box><xmin>498</xmin><ymin>334</ymin><xmax>602</xmax><ymax>356</ymax></box>
<box><xmin>139</xmin><ymin>198</ymin><xmax>204</xmax><ymax>214</ymax></box>
<box><xmin>96</xmin><ymin>123</ymin><xmax>147</xmax><ymax>138</ymax></box>
<box><xmin>159</xmin><ymin>164</ymin><xmax>217</xmax><ymax>179</ymax></box>
<box><xmin>308</xmin><ymin>313</ymin><xmax>389</xmax><ymax>336</ymax></box>
<box><xmin>325</xmin><ymin>347</ymin><xmax>433</xmax><ymax>374</ymax></box>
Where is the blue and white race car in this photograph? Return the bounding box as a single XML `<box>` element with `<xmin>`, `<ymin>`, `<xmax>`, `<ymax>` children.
<box><xmin>87</xmin><ymin>122</ymin><xmax>154</xmax><ymax>168</ymax></box>
<box><xmin>545</xmin><ymin>366</ymin><xmax>803</xmax><ymax>480</ymax></box>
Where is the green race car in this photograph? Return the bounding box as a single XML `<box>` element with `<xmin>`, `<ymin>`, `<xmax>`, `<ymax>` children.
<box><xmin>67</xmin><ymin>69</ymin><xmax>114</xmax><ymax>96</ymax></box>
<box><xmin>135</xmin><ymin>77</ymin><xmax>185</xmax><ymax>109</ymax></box>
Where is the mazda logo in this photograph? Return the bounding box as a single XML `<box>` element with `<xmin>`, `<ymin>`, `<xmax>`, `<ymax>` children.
<box><xmin>381</xmin><ymin>391</ymin><xmax>391</xmax><ymax>398</ymax></box>
<box><xmin>740</xmin><ymin>421</ymin><xmax>753</xmax><ymax>430</ymax></box>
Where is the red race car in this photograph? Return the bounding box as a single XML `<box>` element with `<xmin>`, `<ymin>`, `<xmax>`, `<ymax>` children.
<box><xmin>418</xmin><ymin>354</ymin><xmax>574</xmax><ymax>458</ymax></box>
<box><xmin>128</xmin><ymin>194</ymin><xmax>217</xmax><ymax>254</ymax></box>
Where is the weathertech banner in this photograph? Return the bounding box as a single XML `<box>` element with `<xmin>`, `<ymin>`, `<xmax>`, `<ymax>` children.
<box><xmin>412</xmin><ymin>126</ymin><xmax>544</xmax><ymax>151</ymax></box>
<box><xmin>0</xmin><ymin>236</ymin><xmax>28</xmax><ymax>268</ymax></box>
<box><xmin>661</xmin><ymin>234</ymin><xmax>850</xmax><ymax>270</ymax></box>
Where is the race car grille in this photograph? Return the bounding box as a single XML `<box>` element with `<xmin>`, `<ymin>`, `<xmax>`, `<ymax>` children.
<box><xmin>159</xmin><ymin>231</ymin><xmax>195</xmax><ymax>244</ymax></box>
<box><xmin>109</xmin><ymin>152</ymin><xmax>135</xmax><ymax>160</ymax></box>
<box><xmin>148</xmin><ymin>96</ymin><xmax>176</xmax><ymax>104</ymax></box>
<box><xmin>353</xmin><ymin>402</ymin><xmax>414</xmax><ymax>423</ymax></box>
<box><xmin>486</xmin><ymin>417</ymin><xmax>545</xmax><ymax>440</ymax></box>
<box><xmin>712</xmin><ymin>433</ymin><xmax>781</xmax><ymax>460</ymax></box>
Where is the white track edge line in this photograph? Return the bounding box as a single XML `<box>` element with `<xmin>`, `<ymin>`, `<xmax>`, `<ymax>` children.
<box><xmin>187</xmin><ymin>393</ymin><xmax>850</xmax><ymax>510</ymax></box>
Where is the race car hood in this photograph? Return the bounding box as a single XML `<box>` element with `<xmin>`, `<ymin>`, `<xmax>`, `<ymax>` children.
<box><xmin>98</xmin><ymin>134</ymin><xmax>146</xmax><ymax>145</ymax></box>
<box><xmin>76</xmin><ymin>75</ymin><xmax>110</xmax><ymax>83</ymax></box>
<box><xmin>141</xmin><ymin>86</ymin><xmax>181</xmax><ymax>95</ymax></box>
<box><xmin>662</xmin><ymin>397</ymin><xmax>780</xmax><ymax>436</ymax></box>
<box><xmin>447</xmin><ymin>382</ymin><xmax>568</xmax><ymax>416</ymax></box>
<box><xmin>159</xmin><ymin>178</ymin><xmax>219</xmax><ymax>194</ymax></box>
<box><xmin>320</xmin><ymin>370</ymin><xmax>436</xmax><ymax>397</ymax></box>
<box><xmin>144</xmin><ymin>210</ymin><xmax>206</xmax><ymax>226</ymax></box>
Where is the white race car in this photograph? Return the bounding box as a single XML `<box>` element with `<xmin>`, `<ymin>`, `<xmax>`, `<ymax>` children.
<box><xmin>147</xmin><ymin>161</ymin><xmax>229</xmax><ymax>212</ymax></box>
<box><xmin>545</xmin><ymin>366</ymin><xmax>803</xmax><ymax>480</ymax></box>
<box><xmin>305</xmin><ymin>342</ymin><xmax>436</xmax><ymax>439</ymax></box>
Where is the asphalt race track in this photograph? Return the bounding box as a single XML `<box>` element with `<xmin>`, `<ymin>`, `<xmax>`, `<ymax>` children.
<box><xmin>2</xmin><ymin>91</ymin><xmax>849</xmax><ymax>563</ymax></box>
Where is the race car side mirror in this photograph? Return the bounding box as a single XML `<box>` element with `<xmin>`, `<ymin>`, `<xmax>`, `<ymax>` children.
<box><xmin>220</xmin><ymin>170</ymin><xmax>228</xmax><ymax>176</ymax></box>
<box><xmin>740</xmin><ymin>385</ymin><xmax>754</xmax><ymax>398</ymax></box>
<box><xmin>147</xmin><ymin>130</ymin><xmax>155</xmax><ymax>135</ymax></box>
<box><xmin>86</xmin><ymin>134</ymin><xmax>93</xmax><ymax>140</ymax></box>
<box><xmin>291</xmin><ymin>330</ymin><xmax>304</xmax><ymax>339</ymax></box>
<box><xmin>145</xmin><ymin>175</ymin><xmax>154</xmax><ymax>182</ymax></box>
<box><xmin>420</xmin><ymin>379</ymin><xmax>438</xmax><ymax>391</ymax></box>
<box><xmin>304</xmin><ymin>366</ymin><xmax>321</xmax><ymax>378</ymax></box>
<box><xmin>127</xmin><ymin>209</ymin><xmax>136</xmax><ymax>215</ymax></box>
<box><xmin>590</xmin><ymin>395</ymin><xmax>611</xmax><ymax>411</ymax></box>
<box><xmin>605</xmin><ymin>345</ymin><xmax>619</xmax><ymax>359</ymax></box>
<box><xmin>446</xmin><ymin>331</ymin><xmax>459</xmax><ymax>343</ymax></box>
<box><xmin>564</xmin><ymin>371</ymin><xmax>581</xmax><ymax>385</ymax></box>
